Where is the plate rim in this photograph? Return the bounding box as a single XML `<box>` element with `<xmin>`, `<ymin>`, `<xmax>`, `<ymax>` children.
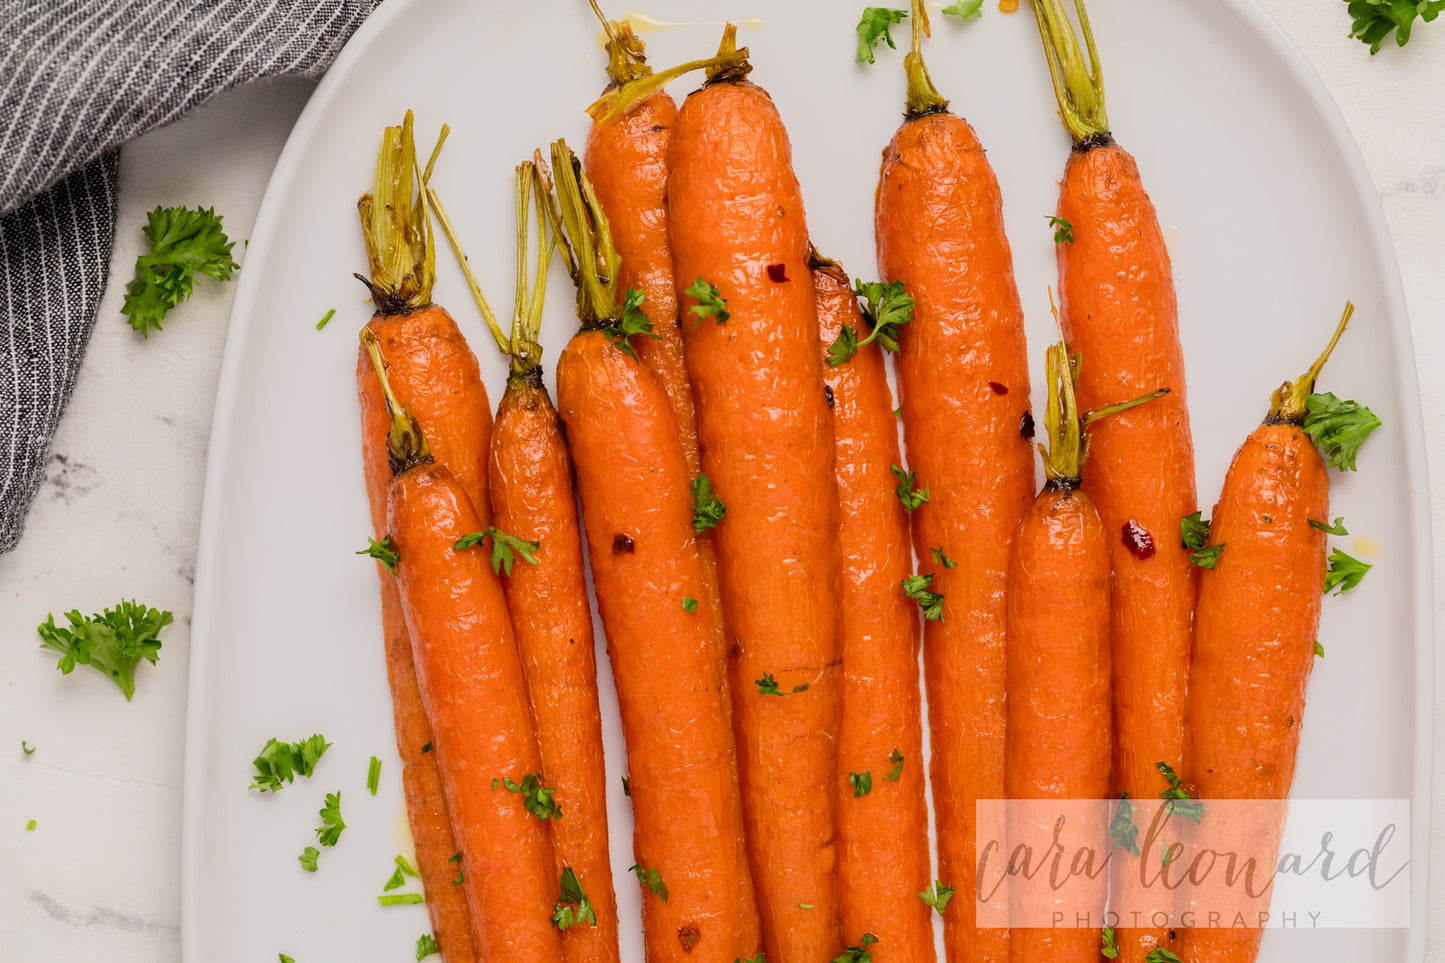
<box><xmin>178</xmin><ymin>0</ymin><xmax>1434</xmax><ymax>956</ymax></box>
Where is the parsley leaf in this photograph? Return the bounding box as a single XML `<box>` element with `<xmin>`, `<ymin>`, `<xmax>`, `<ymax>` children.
<box><xmin>826</xmin><ymin>324</ymin><xmax>861</xmax><ymax>368</ymax></box>
<box><xmin>1179</xmin><ymin>511</ymin><xmax>1210</xmax><ymax>550</ymax></box>
<box><xmin>367</xmin><ymin>756</ymin><xmax>381</xmax><ymax>795</ymax></box>
<box><xmin>551</xmin><ymin>867</ymin><xmax>598</xmax><ymax>929</ymax></box>
<box><xmin>850</xmin><ymin>771</ymin><xmax>873</xmax><ymax>797</ymax></box>
<box><xmin>1302</xmin><ymin>392</ymin><xmax>1381</xmax><ymax>471</ymax></box>
<box><xmin>756</xmin><ymin>672</ymin><xmax>809</xmax><ymax>696</ymax></box>
<box><xmin>1347</xmin><ymin>0</ymin><xmax>1444</xmax><ymax>53</ymax></box>
<box><xmin>280</xmin><ymin>956</ymin><xmax>295</xmax><ymax>963</ymax></box>
<box><xmin>25</xmin><ymin>819</ymin><xmax>36</xmax><ymax>831</ymax></box>
<box><xmin>385</xmin><ymin>854</ymin><xmax>420</xmax><ymax>890</ymax></box>
<box><xmin>416</xmin><ymin>933</ymin><xmax>440</xmax><ymax>960</ymax></box>
<box><xmin>1190</xmin><ymin>543</ymin><xmax>1225</xmax><ymax>570</ymax></box>
<box><xmin>1156</xmin><ymin>761</ymin><xmax>1206</xmax><ymax>823</ymax></box>
<box><xmin>21</xmin><ymin>741</ymin><xmax>35</xmax><ymax>755</ymax></box>
<box><xmin>1309</xmin><ymin>516</ymin><xmax>1350</xmax><ymax>536</ymax></box>
<box><xmin>316</xmin><ymin>308</ymin><xmax>336</xmax><ymax>330</ymax></box>
<box><xmin>604</xmin><ymin>287</ymin><xmax>661</xmax><ymax>362</ymax></box>
<box><xmin>682</xmin><ymin>596</ymin><xmax>699</xmax><ymax>613</ymax></box>
<box><xmin>248</xmin><ymin>735</ymin><xmax>330</xmax><ymax>792</ymax></box>
<box><xmin>630</xmin><ymin>864</ymin><xmax>670</xmax><ymax>903</ymax></box>
<box><xmin>853</xmin><ymin>280</ymin><xmax>914</xmax><ymax>353</ymax></box>
<box><xmin>357</xmin><ymin>536</ymin><xmax>400</xmax><ymax>574</ymax></box>
<box><xmin>1324</xmin><ymin>548</ymin><xmax>1372</xmax><ymax>595</ymax></box>
<box><xmin>1102</xmin><ymin>925</ymin><xmax>1120</xmax><ymax>959</ymax></box>
<box><xmin>378</xmin><ymin>893</ymin><xmax>424</xmax><ymax>906</ymax></box>
<box><xmin>833</xmin><ymin>933</ymin><xmax>881</xmax><ymax>963</ymax></box>
<box><xmin>941</xmin><ymin>0</ymin><xmax>984</xmax><ymax>18</ymax></box>
<box><xmin>1047</xmin><ymin>215</ymin><xmax>1074</xmax><ymax>244</ymax></box>
<box><xmin>1146</xmin><ymin>950</ymin><xmax>1184</xmax><ymax>963</ymax></box>
<box><xmin>35</xmin><ymin>600</ymin><xmax>171</xmax><ymax>700</ymax></box>
<box><xmin>930</xmin><ymin>547</ymin><xmax>957</xmax><ymax>570</ymax></box>
<box><xmin>891</xmin><ymin>464</ymin><xmax>929</xmax><ymax>510</ymax></box>
<box><xmin>1315</xmin><ymin>640</ymin><xmax>1326</xmax><ymax>657</ymax></box>
<box><xmin>883</xmin><ymin>748</ymin><xmax>904</xmax><ymax>781</ymax></box>
<box><xmin>1108</xmin><ymin>793</ymin><xmax>1140</xmax><ymax>856</ymax></box>
<box><xmin>919</xmin><ymin>880</ymin><xmax>955</xmax><ymax>914</ymax></box>
<box><xmin>453</xmin><ymin>527</ymin><xmax>540</xmax><ymax>576</ymax></box>
<box><xmin>902</xmin><ymin>573</ymin><xmax>944</xmax><ymax>622</ymax></box>
<box><xmin>856</xmin><ymin>7</ymin><xmax>908</xmax><ymax>63</ymax></box>
<box><xmin>298</xmin><ymin>846</ymin><xmax>320</xmax><ymax>872</ymax></box>
<box><xmin>315</xmin><ymin>792</ymin><xmax>347</xmax><ymax>847</ymax></box>
<box><xmin>499</xmin><ymin>772</ymin><xmax>562</xmax><ymax>820</ymax></box>
<box><xmin>691</xmin><ymin>474</ymin><xmax>727</xmax><ymax>533</ymax></box>
<box><xmin>685</xmin><ymin>278</ymin><xmax>730</xmax><ymax>326</ymax></box>
<box><xmin>121</xmin><ymin>206</ymin><xmax>239</xmax><ymax>336</ymax></box>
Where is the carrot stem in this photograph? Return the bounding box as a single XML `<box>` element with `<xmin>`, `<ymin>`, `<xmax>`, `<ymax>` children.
<box><xmin>1269</xmin><ymin>300</ymin><xmax>1355</xmax><ymax>423</ymax></box>
<box><xmin>904</xmin><ymin>0</ymin><xmax>947</xmax><ymax>117</ymax></box>
<box><xmin>360</xmin><ymin>327</ymin><xmax>431</xmax><ymax>473</ymax></box>
<box><xmin>704</xmin><ymin>24</ymin><xmax>752</xmax><ymax>85</ymax></box>
<box><xmin>1026</xmin><ymin>0</ymin><xmax>1108</xmax><ymax>142</ymax></box>
<box><xmin>358</xmin><ymin>111</ymin><xmax>445</xmax><ymax>313</ymax></box>
<box><xmin>588</xmin><ymin>0</ymin><xmax>652</xmax><ymax>88</ymax></box>
<box><xmin>425</xmin><ymin>188</ymin><xmax>510</xmax><ymax>356</ymax></box>
<box><xmin>545</xmin><ymin>139</ymin><xmax>622</xmax><ymax>328</ymax></box>
<box><xmin>1039</xmin><ymin>344</ymin><xmax>1166</xmax><ymax>485</ymax></box>
<box><xmin>508</xmin><ymin>161</ymin><xmax>553</xmax><ymax>378</ymax></box>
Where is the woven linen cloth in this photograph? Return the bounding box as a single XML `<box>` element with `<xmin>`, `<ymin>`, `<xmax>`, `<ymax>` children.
<box><xmin>0</xmin><ymin>0</ymin><xmax>382</xmax><ymax>553</ymax></box>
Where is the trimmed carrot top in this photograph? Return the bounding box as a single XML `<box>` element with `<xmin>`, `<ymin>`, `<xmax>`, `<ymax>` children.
<box><xmin>585</xmin><ymin>10</ymin><xmax>749</xmax><ymax>123</ymax></box>
<box><xmin>1027</xmin><ymin>0</ymin><xmax>1108</xmax><ymax>142</ymax></box>
<box><xmin>1269</xmin><ymin>301</ymin><xmax>1355</xmax><ymax>424</ymax></box>
<box><xmin>359</xmin><ymin>327</ymin><xmax>431</xmax><ymax>473</ymax></box>
<box><xmin>903</xmin><ymin>0</ymin><xmax>948</xmax><ymax>118</ymax></box>
<box><xmin>357</xmin><ymin>110</ymin><xmax>448</xmax><ymax>313</ymax></box>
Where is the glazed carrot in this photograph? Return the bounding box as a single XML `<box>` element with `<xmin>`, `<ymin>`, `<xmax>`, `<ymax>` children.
<box><xmin>813</xmin><ymin>254</ymin><xmax>934</xmax><ymax>963</ymax></box>
<box><xmin>431</xmin><ymin>164</ymin><xmax>620</xmax><ymax>963</ymax></box>
<box><xmin>581</xmin><ymin>4</ymin><xmax>746</xmax><ymax>754</ymax></box>
<box><xmin>365</xmin><ymin>334</ymin><xmax>563</xmax><ymax>963</ymax></box>
<box><xmin>1028</xmin><ymin>3</ymin><xmax>1197</xmax><ymax>957</ymax></box>
<box><xmin>1005</xmin><ymin>342</ymin><xmax>1159</xmax><ymax>963</ymax></box>
<box><xmin>669</xmin><ymin>28</ymin><xmax>844</xmax><ymax>961</ymax></box>
<box><xmin>355</xmin><ymin>112</ymin><xmax>480</xmax><ymax>962</ymax></box>
<box><xmin>1182</xmin><ymin>306</ymin><xmax>1364</xmax><ymax>963</ymax></box>
<box><xmin>874</xmin><ymin>7</ymin><xmax>1033</xmax><ymax>961</ymax></box>
<box><xmin>547</xmin><ymin>140</ymin><xmax>761</xmax><ymax>963</ymax></box>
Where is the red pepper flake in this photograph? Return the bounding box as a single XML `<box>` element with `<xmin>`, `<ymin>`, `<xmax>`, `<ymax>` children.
<box><xmin>1019</xmin><ymin>410</ymin><xmax>1035</xmax><ymax>439</ymax></box>
<box><xmin>988</xmin><ymin>381</ymin><xmax>1008</xmax><ymax>395</ymax></box>
<box><xmin>1121</xmin><ymin>520</ymin><xmax>1155</xmax><ymax>559</ymax></box>
<box><xmin>766</xmin><ymin>263</ymin><xmax>788</xmax><ymax>283</ymax></box>
<box><xmin>612</xmin><ymin>533</ymin><xmax>635</xmax><ymax>555</ymax></box>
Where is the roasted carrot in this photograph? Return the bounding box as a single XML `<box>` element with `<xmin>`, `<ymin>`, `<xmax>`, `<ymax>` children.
<box><xmin>669</xmin><ymin>28</ymin><xmax>845</xmax><ymax>960</ymax></box>
<box><xmin>364</xmin><ymin>331</ymin><xmax>563</xmax><ymax>963</ymax></box>
<box><xmin>813</xmin><ymin>254</ymin><xmax>934</xmax><ymax>963</ymax></box>
<box><xmin>429</xmin><ymin>163</ymin><xmax>620</xmax><ymax>963</ymax></box>
<box><xmin>1181</xmin><ymin>306</ymin><xmax>1364</xmax><ymax>963</ymax></box>
<box><xmin>581</xmin><ymin>5</ymin><xmax>748</xmax><ymax>762</ymax></box>
<box><xmin>1005</xmin><ymin>342</ymin><xmax>1161</xmax><ymax>963</ymax></box>
<box><xmin>355</xmin><ymin>112</ymin><xmax>480</xmax><ymax>962</ymax></box>
<box><xmin>545</xmin><ymin>139</ymin><xmax>761</xmax><ymax>962</ymax></box>
<box><xmin>1028</xmin><ymin>3</ymin><xmax>1197</xmax><ymax>957</ymax></box>
<box><xmin>874</xmin><ymin>6</ymin><xmax>1034</xmax><ymax>961</ymax></box>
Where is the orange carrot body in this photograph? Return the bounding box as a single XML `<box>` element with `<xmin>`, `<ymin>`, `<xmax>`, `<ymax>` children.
<box><xmin>584</xmin><ymin>91</ymin><xmax>699</xmax><ymax>472</ymax></box>
<box><xmin>556</xmin><ymin>330</ymin><xmax>761</xmax><ymax>963</ymax></box>
<box><xmin>489</xmin><ymin>372</ymin><xmax>619</xmax><ymax>963</ymax></box>
<box><xmin>814</xmin><ymin>262</ymin><xmax>935</xmax><ymax>963</ymax></box>
<box><xmin>358</xmin><ymin>304</ymin><xmax>488</xmax><ymax>962</ymax></box>
<box><xmin>1004</xmin><ymin>484</ymin><xmax>1113</xmax><ymax>963</ymax></box>
<box><xmin>1181</xmin><ymin>421</ymin><xmax>1328</xmax><ymax>963</ymax></box>
<box><xmin>670</xmin><ymin>74</ymin><xmax>844</xmax><ymax>960</ymax></box>
<box><xmin>876</xmin><ymin>110</ymin><xmax>1034</xmax><ymax>963</ymax></box>
<box><xmin>1055</xmin><ymin>138</ymin><xmax>1195</xmax><ymax>962</ymax></box>
<box><xmin>388</xmin><ymin>462</ymin><xmax>563</xmax><ymax>963</ymax></box>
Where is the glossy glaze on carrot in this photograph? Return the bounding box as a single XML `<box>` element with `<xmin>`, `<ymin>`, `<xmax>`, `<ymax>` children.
<box><xmin>814</xmin><ymin>259</ymin><xmax>935</xmax><ymax>963</ymax></box>
<box><xmin>668</xmin><ymin>34</ymin><xmax>845</xmax><ymax>961</ymax></box>
<box><xmin>388</xmin><ymin>463</ymin><xmax>563</xmax><ymax>962</ymax></box>
<box><xmin>490</xmin><ymin>371</ymin><xmax>619</xmax><ymax>963</ymax></box>
<box><xmin>557</xmin><ymin>330</ymin><xmax>761</xmax><ymax>963</ymax></box>
<box><xmin>875</xmin><ymin>9</ymin><xmax>1032</xmax><ymax>960</ymax></box>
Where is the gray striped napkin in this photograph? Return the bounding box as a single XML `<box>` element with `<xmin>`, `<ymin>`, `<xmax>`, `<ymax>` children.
<box><xmin>0</xmin><ymin>0</ymin><xmax>382</xmax><ymax>553</ymax></box>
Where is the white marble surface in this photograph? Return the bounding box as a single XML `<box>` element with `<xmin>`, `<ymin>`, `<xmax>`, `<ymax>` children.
<box><xmin>1</xmin><ymin>2</ymin><xmax>1441</xmax><ymax>957</ymax></box>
